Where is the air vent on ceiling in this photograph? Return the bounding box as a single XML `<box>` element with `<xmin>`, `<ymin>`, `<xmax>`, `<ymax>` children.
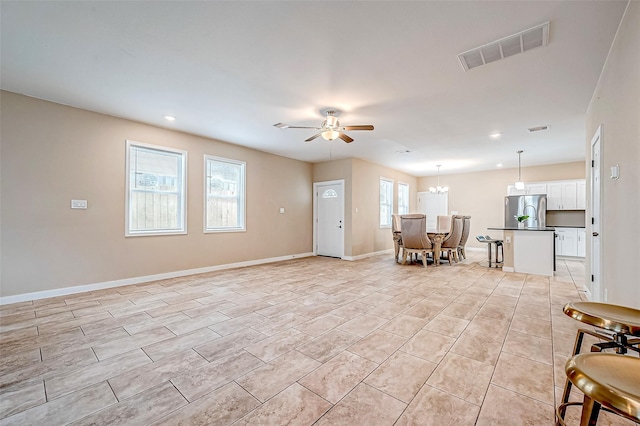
<box><xmin>528</xmin><ymin>125</ymin><xmax>550</xmax><ymax>133</ymax></box>
<box><xmin>458</xmin><ymin>22</ymin><xmax>549</xmax><ymax>71</ymax></box>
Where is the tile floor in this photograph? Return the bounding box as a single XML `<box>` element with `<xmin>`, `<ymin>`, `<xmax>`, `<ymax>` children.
<box><xmin>0</xmin><ymin>252</ymin><xmax>636</xmax><ymax>425</ymax></box>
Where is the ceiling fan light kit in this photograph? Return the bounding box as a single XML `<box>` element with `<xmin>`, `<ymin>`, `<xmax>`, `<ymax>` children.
<box><xmin>321</xmin><ymin>130</ymin><xmax>340</xmax><ymax>141</ymax></box>
<box><xmin>274</xmin><ymin>108</ymin><xmax>374</xmax><ymax>144</ymax></box>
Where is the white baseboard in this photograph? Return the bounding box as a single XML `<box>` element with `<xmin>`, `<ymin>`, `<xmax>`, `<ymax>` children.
<box><xmin>342</xmin><ymin>249</ymin><xmax>394</xmax><ymax>261</ymax></box>
<box><xmin>465</xmin><ymin>247</ymin><xmax>486</xmax><ymax>252</ymax></box>
<box><xmin>502</xmin><ymin>266</ymin><xmax>515</xmax><ymax>272</ymax></box>
<box><xmin>0</xmin><ymin>252</ymin><xmax>314</xmax><ymax>305</ymax></box>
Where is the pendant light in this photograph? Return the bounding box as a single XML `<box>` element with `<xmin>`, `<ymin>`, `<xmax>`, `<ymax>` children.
<box><xmin>515</xmin><ymin>150</ymin><xmax>525</xmax><ymax>190</ymax></box>
<box><xmin>429</xmin><ymin>165</ymin><xmax>449</xmax><ymax>194</ymax></box>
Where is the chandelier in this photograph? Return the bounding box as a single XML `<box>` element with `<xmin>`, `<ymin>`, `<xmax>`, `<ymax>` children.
<box><xmin>429</xmin><ymin>165</ymin><xmax>448</xmax><ymax>194</ymax></box>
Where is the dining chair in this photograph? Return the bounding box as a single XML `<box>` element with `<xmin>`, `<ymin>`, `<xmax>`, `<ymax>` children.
<box><xmin>437</xmin><ymin>215</ymin><xmax>452</xmax><ymax>231</ymax></box>
<box><xmin>391</xmin><ymin>214</ymin><xmax>403</xmax><ymax>263</ymax></box>
<box><xmin>400</xmin><ymin>214</ymin><xmax>434</xmax><ymax>267</ymax></box>
<box><xmin>457</xmin><ymin>215</ymin><xmax>471</xmax><ymax>260</ymax></box>
<box><xmin>440</xmin><ymin>215</ymin><xmax>464</xmax><ymax>264</ymax></box>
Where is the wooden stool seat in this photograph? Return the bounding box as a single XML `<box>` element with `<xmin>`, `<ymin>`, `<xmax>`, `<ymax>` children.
<box><xmin>557</xmin><ymin>353</ymin><xmax>640</xmax><ymax>425</ymax></box>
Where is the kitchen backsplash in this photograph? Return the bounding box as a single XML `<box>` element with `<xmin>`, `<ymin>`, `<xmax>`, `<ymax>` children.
<box><xmin>546</xmin><ymin>210</ymin><xmax>586</xmax><ymax>227</ymax></box>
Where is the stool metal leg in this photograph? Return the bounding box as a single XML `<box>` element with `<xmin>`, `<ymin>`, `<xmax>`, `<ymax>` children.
<box><xmin>487</xmin><ymin>243</ymin><xmax>492</xmax><ymax>267</ymax></box>
<box><xmin>579</xmin><ymin>396</ymin><xmax>601</xmax><ymax>426</ymax></box>
<box><xmin>557</xmin><ymin>329</ymin><xmax>587</xmax><ymax>425</ymax></box>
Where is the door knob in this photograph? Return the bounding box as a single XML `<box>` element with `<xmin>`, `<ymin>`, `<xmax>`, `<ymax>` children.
<box><xmin>592</xmin><ymin>232</ymin><xmax>599</xmax><ymax>237</ymax></box>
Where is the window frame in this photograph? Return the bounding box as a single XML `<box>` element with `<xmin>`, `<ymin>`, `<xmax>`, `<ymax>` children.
<box><xmin>379</xmin><ymin>177</ymin><xmax>394</xmax><ymax>228</ymax></box>
<box><xmin>203</xmin><ymin>154</ymin><xmax>246</xmax><ymax>233</ymax></box>
<box><xmin>398</xmin><ymin>181</ymin><xmax>410</xmax><ymax>215</ymax></box>
<box><xmin>125</xmin><ymin>140</ymin><xmax>187</xmax><ymax>237</ymax></box>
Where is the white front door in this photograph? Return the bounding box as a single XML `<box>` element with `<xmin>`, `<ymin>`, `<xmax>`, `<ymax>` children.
<box><xmin>590</xmin><ymin>126</ymin><xmax>602</xmax><ymax>301</ymax></box>
<box><xmin>417</xmin><ymin>192</ymin><xmax>448</xmax><ymax>229</ymax></box>
<box><xmin>315</xmin><ymin>181</ymin><xmax>344</xmax><ymax>258</ymax></box>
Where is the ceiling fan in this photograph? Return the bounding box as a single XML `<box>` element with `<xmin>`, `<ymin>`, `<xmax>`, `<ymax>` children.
<box><xmin>274</xmin><ymin>108</ymin><xmax>374</xmax><ymax>143</ymax></box>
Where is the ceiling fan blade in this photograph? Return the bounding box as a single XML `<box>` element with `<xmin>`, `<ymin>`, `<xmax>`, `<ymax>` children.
<box><xmin>341</xmin><ymin>125</ymin><xmax>374</xmax><ymax>131</ymax></box>
<box><xmin>339</xmin><ymin>133</ymin><xmax>354</xmax><ymax>143</ymax></box>
<box><xmin>273</xmin><ymin>123</ymin><xmax>321</xmax><ymax>130</ymax></box>
<box><xmin>305</xmin><ymin>132</ymin><xmax>322</xmax><ymax>142</ymax></box>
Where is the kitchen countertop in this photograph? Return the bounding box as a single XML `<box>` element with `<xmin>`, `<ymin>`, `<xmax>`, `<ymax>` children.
<box><xmin>550</xmin><ymin>225</ymin><xmax>586</xmax><ymax>228</ymax></box>
<box><xmin>488</xmin><ymin>226</ymin><xmax>556</xmax><ymax>231</ymax></box>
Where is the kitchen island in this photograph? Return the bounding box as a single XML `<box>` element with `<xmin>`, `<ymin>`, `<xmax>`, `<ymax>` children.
<box><xmin>488</xmin><ymin>227</ymin><xmax>556</xmax><ymax>276</ymax></box>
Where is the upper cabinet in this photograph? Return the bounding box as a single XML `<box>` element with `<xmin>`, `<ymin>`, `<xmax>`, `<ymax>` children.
<box><xmin>507</xmin><ymin>179</ymin><xmax>586</xmax><ymax>210</ymax></box>
<box><xmin>547</xmin><ymin>181</ymin><xmax>584</xmax><ymax>210</ymax></box>
<box><xmin>507</xmin><ymin>183</ymin><xmax>547</xmax><ymax>196</ymax></box>
<box><xmin>576</xmin><ymin>180</ymin><xmax>586</xmax><ymax>210</ymax></box>
<box><xmin>548</xmin><ymin>181</ymin><xmax>577</xmax><ymax>210</ymax></box>
<box><xmin>526</xmin><ymin>183</ymin><xmax>547</xmax><ymax>195</ymax></box>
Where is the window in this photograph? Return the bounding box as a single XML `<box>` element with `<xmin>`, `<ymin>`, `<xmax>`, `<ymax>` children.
<box><xmin>205</xmin><ymin>155</ymin><xmax>245</xmax><ymax>232</ymax></box>
<box><xmin>126</xmin><ymin>140</ymin><xmax>187</xmax><ymax>236</ymax></box>
<box><xmin>398</xmin><ymin>182</ymin><xmax>409</xmax><ymax>215</ymax></box>
<box><xmin>322</xmin><ymin>189</ymin><xmax>338</xmax><ymax>198</ymax></box>
<box><xmin>380</xmin><ymin>177</ymin><xmax>393</xmax><ymax>228</ymax></box>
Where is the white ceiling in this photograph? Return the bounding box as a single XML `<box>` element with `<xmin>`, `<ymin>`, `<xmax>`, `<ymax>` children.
<box><xmin>0</xmin><ymin>1</ymin><xmax>628</xmax><ymax>176</ymax></box>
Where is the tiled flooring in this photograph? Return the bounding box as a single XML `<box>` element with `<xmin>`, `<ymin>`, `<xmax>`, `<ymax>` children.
<box><xmin>0</xmin><ymin>252</ymin><xmax>636</xmax><ymax>425</ymax></box>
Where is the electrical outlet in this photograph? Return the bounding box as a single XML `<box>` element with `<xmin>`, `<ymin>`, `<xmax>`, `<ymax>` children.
<box><xmin>71</xmin><ymin>199</ymin><xmax>87</xmax><ymax>209</ymax></box>
<box><xmin>279</xmin><ymin>207</ymin><xmax>285</xmax><ymax>214</ymax></box>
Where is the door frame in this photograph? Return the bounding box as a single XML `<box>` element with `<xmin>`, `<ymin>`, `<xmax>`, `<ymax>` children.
<box><xmin>589</xmin><ymin>125</ymin><xmax>603</xmax><ymax>302</ymax></box>
<box><xmin>313</xmin><ymin>179</ymin><xmax>345</xmax><ymax>258</ymax></box>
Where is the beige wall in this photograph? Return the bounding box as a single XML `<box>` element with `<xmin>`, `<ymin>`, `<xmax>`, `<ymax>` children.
<box><xmin>585</xmin><ymin>2</ymin><xmax>639</xmax><ymax>308</ymax></box>
<box><xmin>417</xmin><ymin>162</ymin><xmax>586</xmax><ymax>249</ymax></box>
<box><xmin>1</xmin><ymin>91</ymin><xmax>313</xmax><ymax>297</ymax></box>
<box><xmin>351</xmin><ymin>158</ymin><xmax>418</xmax><ymax>257</ymax></box>
<box><xmin>312</xmin><ymin>158</ymin><xmax>417</xmax><ymax>257</ymax></box>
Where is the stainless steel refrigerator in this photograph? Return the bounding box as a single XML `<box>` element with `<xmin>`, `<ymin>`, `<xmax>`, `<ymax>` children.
<box><xmin>504</xmin><ymin>195</ymin><xmax>547</xmax><ymax>228</ymax></box>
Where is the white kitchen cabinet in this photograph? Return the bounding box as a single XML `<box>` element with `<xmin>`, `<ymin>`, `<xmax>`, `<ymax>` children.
<box><xmin>547</xmin><ymin>181</ymin><xmax>579</xmax><ymax>210</ymax></box>
<box><xmin>507</xmin><ymin>183</ymin><xmax>546</xmax><ymax>196</ymax></box>
<box><xmin>577</xmin><ymin>228</ymin><xmax>586</xmax><ymax>257</ymax></box>
<box><xmin>577</xmin><ymin>181</ymin><xmax>586</xmax><ymax>210</ymax></box>
<box><xmin>526</xmin><ymin>183</ymin><xmax>547</xmax><ymax>195</ymax></box>
<box><xmin>547</xmin><ymin>183</ymin><xmax>562</xmax><ymax>210</ymax></box>
<box><xmin>507</xmin><ymin>180</ymin><xmax>585</xmax><ymax>210</ymax></box>
<box><xmin>555</xmin><ymin>228</ymin><xmax>580</xmax><ymax>257</ymax></box>
<box><xmin>507</xmin><ymin>185</ymin><xmax>526</xmax><ymax>195</ymax></box>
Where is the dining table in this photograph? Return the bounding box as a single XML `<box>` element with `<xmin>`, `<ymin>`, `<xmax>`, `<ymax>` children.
<box><xmin>426</xmin><ymin>226</ymin><xmax>451</xmax><ymax>266</ymax></box>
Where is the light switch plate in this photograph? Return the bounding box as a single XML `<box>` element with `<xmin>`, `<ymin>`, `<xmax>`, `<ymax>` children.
<box><xmin>610</xmin><ymin>164</ymin><xmax>619</xmax><ymax>180</ymax></box>
<box><xmin>279</xmin><ymin>207</ymin><xmax>285</xmax><ymax>214</ymax></box>
<box><xmin>71</xmin><ymin>199</ymin><xmax>88</xmax><ymax>209</ymax></box>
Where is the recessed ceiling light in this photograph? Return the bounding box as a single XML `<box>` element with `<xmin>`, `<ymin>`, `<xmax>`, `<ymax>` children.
<box><xmin>490</xmin><ymin>132</ymin><xmax>502</xmax><ymax>138</ymax></box>
<box><xmin>164</xmin><ymin>115</ymin><xmax>176</xmax><ymax>122</ymax></box>
<box><xmin>496</xmin><ymin>163</ymin><xmax>503</xmax><ymax>167</ymax></box>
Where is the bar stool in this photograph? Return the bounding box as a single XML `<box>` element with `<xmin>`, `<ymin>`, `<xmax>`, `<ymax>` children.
<box><xmin>556</xmin><ymin>302</ymin><xmax>640</xmax><ymax>424</ymax></box>
<box><xmin>556</xmin><ymin>353</ymin><xmax>640</xmax><ymax>425</ymax></box>
<box><xmin>475</xmin><ymin>235</ymin><xmax>503</xmax><ymax>267</ymax></box>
